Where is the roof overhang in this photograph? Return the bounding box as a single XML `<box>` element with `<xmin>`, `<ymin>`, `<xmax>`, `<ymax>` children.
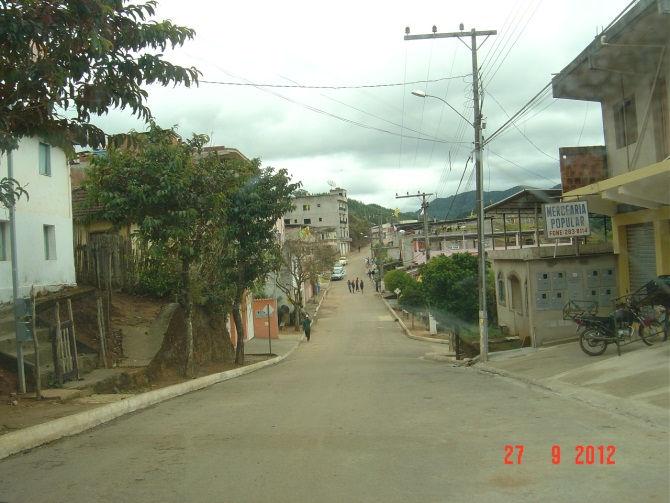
<box><xmin>552</xmin><ymin>0</ymin><xmax>670</xmax><ymax>102</ymax></box>
<box><xmin>562</xmin><ymin>158</ymin><xmax>670</xmax><ymax>215</ymax></box>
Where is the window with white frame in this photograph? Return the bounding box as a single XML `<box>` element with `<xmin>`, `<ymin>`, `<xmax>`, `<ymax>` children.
<box><xmin>43</xmin><ymin>225</ymin><xmax>57</xmax><ymax>260</ymax></box>
<box><xmin>39</xmin><ymin>142</ymin><xmax>51</xmax><ymax>176</ymax></box>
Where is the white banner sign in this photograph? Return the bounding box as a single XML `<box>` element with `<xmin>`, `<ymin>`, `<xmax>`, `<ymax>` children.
<box><xmin>543</xmin><ymin>201</ymin><xmax>590</xmax><ymax>239</ymax></box>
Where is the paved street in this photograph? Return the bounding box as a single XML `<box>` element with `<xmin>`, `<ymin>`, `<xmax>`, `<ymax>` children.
<box><xmin>1</xmin><ymin>254</ymin><xmax>668</xmax><ymax>502</ymax></box>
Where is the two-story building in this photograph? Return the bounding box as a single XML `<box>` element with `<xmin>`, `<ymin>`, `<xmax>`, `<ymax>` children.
<box><xmin>0</xmin><ymin>138</ymin><xmax>76</xmax><ymax>302</ymax></box>
<box><xmin>283</xmin><ymin>187</ymin><xmax>350</xmax><ymax>255</ymax></box>
<box><xmin>552</xmin><ymin>0</ymin><xmax>670</xmax><ymax>296</ymax></box>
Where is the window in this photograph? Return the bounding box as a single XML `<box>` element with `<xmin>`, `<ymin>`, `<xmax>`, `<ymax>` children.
<box><xmin>0</xmin><ymin>221</ymin><xmax>8</xmax><ymax>261</ymax></box>
<box><xmin>304</xmin><ymin>218</ymin><xmax>311</xmax><ymax>225</ymax></box>
<box><xmin>284</xmin><ymin>218</ymin><xmax>290</xmax><ymax>225</ymax></box>
<box><xmin>39</xmin><ymin>142</ymin><xmax>51</xmax><ymax>176</ymax></box>
<box><xmin>317</xmin><ymin>204</ymin><xmax>321</xmax><ymax>208</ymax></box>
<box><xmin>497</xmin><ymin>273</ymin><xmax>506</xmax><ymax>305</ymax></box>
<box><xmin>43</xmin><ymin>225</ymin><xmax>57</xmax><ymax>260</ymax></box>
<box><xmin>302</xmin><ymin>204</ymin><xmax>310</xmax><ymax>211</ymax></box>
<box><xmin>294</xmin><ymin>219</ymin><xmax>297</xmax><ymax>223</ymax></box>
<box><xmin>318</xmin><ymin>217</ymin><xmax>323</xmax><ymax>222</ymax></box>
<box><xmin>614</xmin><ymin>96</ymin><xmax>637</xmax><ymax>148</ymax></box>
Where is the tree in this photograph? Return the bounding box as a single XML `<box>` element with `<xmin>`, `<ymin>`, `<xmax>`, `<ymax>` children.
<box><xmin>0</xmin><ymin>177</ymin><xmax>27</xmax><ymax>208</ymax></box>
<box><xmin>420</xmin><ymin>253</ymin><xmax>480</xmax><ymax>326</ymax></box>
<box><xmin>383</xmin><ymin>269</ymin><xmax>425</xmax><ymax>311</ymax></box>
<box><xmin>0</xmin><ymin>0</ymin><xmax>199</xmax><ymax>153</ymax></box>
<box><xmin>211</xmin><ymin>164</ymin><xmax>298</xmax><ymax>364</ymax></box>
<box><xmin>84</xmin><ymin>123</ymin><xmax>234</xmax><ymax>376</ymax></box>
<box><xmin>276</xmin><ymin>231</ymin><xmax>338</xmax><ymax>330</ymax></box>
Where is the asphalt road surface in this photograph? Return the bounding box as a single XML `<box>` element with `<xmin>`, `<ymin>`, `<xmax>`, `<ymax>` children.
<box><xmin>1</xmin><ymin>254</ymin><xmax>668</xmax><ymax>502</ymax></box>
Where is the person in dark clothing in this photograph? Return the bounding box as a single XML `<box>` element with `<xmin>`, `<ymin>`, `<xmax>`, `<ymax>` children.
<box><xmin>360</xmin><ymin>280</ymin><xmax>364</xmax><ymax>293</ymax></box>
<box><xmin>302</xmin><ymin>315</ymin><xmax>311</xmax><ymax>341</ymax></box>
<box><xmin>355</xmin><ymin>278</ymin><xmax>360</xmax><ymax>291</ymax></box>
<box><xmin>347</xmin><ymin>280</ymin><xmax>352</xmax><ymax>293</ymax></box>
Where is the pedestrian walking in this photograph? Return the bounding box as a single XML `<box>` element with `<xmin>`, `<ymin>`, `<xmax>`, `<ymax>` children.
<box><xmin>302</xmin><ymin>314</ymin><xmax>312</xmax><ymax>341</ymax></box>
<box><xmin>355</xmin><ymin>278</ymin><xmax>360</xmax><ymax>292</ymax></box>
<box><xmin>347</xmin><ymin>280</ymin><xmax>352</xmax><ymax>293</ymax></box>
<box><xmin>360</xmin><ymin>280</ymin><xmax>364</xmax><ymax>293</ymax></box>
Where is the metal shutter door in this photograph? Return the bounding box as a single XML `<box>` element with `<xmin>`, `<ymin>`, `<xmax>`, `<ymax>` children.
<box><xmin>626</xmin><ymin>222</ymin><xmax>657</xmax><ymax>293</ymax></box>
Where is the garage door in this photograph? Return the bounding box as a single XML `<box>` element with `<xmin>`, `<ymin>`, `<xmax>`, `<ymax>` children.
<box><xmin>626</xmin><ymin>223</ymin><xmax>657</xmax><ymax>293</ymax></box>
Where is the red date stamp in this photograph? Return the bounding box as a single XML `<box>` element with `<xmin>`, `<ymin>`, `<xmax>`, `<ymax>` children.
<box><xmin>504</xmin><ymin>444</ymin><xmax>616</xmax><ymax>465</ymax></box>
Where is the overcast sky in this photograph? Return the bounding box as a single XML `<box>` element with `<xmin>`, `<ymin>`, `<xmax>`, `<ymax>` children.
<box><xmin>92</xmin><ymin>0</ymin><xmax>633</xmax><ymax>212</ymax></box>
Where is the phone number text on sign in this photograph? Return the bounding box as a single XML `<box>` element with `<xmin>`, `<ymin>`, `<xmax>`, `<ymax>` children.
<box><xmin>543</xmin><ymin>201</ymin><xmax>590</xmax><ymax>239</ymax></box>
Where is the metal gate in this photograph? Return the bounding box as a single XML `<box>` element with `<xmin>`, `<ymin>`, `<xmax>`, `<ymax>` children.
<box><xmin>626</xmin><ymin>223</ymin><xmax>657</xmax><ymax>293</ymax></box>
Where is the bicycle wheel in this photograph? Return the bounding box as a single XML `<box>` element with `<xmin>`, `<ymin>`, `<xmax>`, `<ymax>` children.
<box><xmin>579</xmin><ymin>328</ymin><xmax>608</xmax><ymax>356</ymax></box>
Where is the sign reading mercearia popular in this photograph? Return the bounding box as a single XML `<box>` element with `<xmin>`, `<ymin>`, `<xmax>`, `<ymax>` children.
<box><xmin>542</xmin><ymin>201</ymin><xmax>590</xmax><ymax>239</ymax></box>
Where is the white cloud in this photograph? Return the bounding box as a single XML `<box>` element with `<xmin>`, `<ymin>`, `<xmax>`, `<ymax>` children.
<box><xmin>90</xmin><ymin>0</ymin><xmax>631</xmax><ymax>211</ymax></box>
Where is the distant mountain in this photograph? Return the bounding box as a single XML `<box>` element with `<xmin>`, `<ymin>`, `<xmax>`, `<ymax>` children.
<box><xmin>347</xmin><ymin>198</ymin><xmax>416</xmax><ymax>224</ymax></box>
<box><xmin>420</xmin><ymin>184</ymin><xmax>561</xmax><ymax>220</ymax></box>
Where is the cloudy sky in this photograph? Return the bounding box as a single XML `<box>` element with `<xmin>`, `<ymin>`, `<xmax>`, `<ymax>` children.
<box><xmin>92</xmin><ymin>0</ymin><xmax>633</xmax><ymax>212</ymax></box>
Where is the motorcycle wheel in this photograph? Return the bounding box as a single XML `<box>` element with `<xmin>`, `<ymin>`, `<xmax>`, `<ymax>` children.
<box><xmin>579</xmin><ymin>328</ymin><xmax>608</xmax><ymax>356</ymax></box>
<box><xmin>639</xmin><ymin>320</ymin><xmax>664</xmax><ymax>346</ymax></box>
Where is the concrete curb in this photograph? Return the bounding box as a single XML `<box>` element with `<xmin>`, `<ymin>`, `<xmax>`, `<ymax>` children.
<box><xmin>378</xmin><ymin>295</ymin><xmax>450</xmax><ymax>345</ymax></box>
<box><xmin>0</xmin><ymin>343</ymin><xmax>301</xmax><ymax>461</ymax></box>
<box><xmin>475</xmin><ymin>364</ymin><xmax>668</xmax><ymax>429</ymax></box>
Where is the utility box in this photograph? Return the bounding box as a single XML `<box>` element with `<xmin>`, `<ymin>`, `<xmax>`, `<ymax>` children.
<box><xmin>14</xmin><ymin>297</ymin><xmax>34</xmax><ymax>343</ymax></box>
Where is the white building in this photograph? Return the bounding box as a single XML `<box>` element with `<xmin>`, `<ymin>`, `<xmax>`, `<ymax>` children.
<box><xmin>0</xmin><ymin>137</ymin><xmax>76</xmax><ymax>302</ymax></box>
<box><xmin>283</xmin><ymin>187</ymin><xmax>350</xmax><ymax>255</ymax></box>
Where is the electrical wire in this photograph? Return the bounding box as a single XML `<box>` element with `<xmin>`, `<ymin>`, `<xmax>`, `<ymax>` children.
<box><xmin>481</xmin><ymin>0</ymin><xmax>543</xmax><ymax>87</ymax></box>
<box><xmin>486</xmin><ymin>90</ymin><xmax>558</xmax><ymax>161</ymax></box>
<box><xmin>412</xmin><ymin>38</ymin><xmax>436</xmax><ymax>170</ymax></box>
<box><xmin>199</xmin><ymin>73</ymin><xmax>471</xmax><ymax>90</ymax></box>
<box><xmin>444</xmin><ymin>156</ymin><xmax>472</xmax><ymax>220</ymax></box>
<box><xmin>488</xmin><ymin>149</ymin><xmax>560</xmax><ymax>185</ymax></box>
<box><xmin>484</xmin><ymin>82</ymin><xmax>552</xmax><ymax>145</ymax></box>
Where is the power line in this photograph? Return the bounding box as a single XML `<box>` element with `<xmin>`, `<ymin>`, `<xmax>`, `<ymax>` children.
<box><xmin>484</xmin><ymin>82</ymin><xmax>552</xmax><ymax>145</ymax></box>
<box><xmin>444</xmin><ymin>156</ymin><xmax>472</xmax><ymax>220</ymax></box>
<box><xmin>197</xmin><ymin>63</ymin><xmax>474</xmax><ymax>146</ymax></box>
<box><xmin>481</xmin><ymin>0</ymin><xmax>543</xmax><ymax>86</ymax></box>
<box><xmin>486</xmin><ymin>90</ymin><xmax>558</xmax><ymax>160</ymax></box>
<box><xmin>199</xmin><ymin>73</ymin><xmax>471</xmax><ymax>90</ymax></box>
<box><xmin>488</xmin><ymin>149</ymin><xmax>560</xmax><ymax>185</ymax></box>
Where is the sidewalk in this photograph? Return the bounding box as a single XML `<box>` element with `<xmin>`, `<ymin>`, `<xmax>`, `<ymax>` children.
<box><xmin>477</xmin><ymin>340</ymin><xmax>670</xmax><ymax>427</ymax></box>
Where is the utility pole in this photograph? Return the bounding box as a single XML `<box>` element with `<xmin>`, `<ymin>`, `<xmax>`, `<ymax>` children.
<box><xmin>405</xmin><ymin>25</ymin><xmax>496</xmax><ymax>362</ymax></box>
<box><xmin>396</xmin><ymin>192</ymin><xmax>433</xmax><ymax>261</ymax></box>
<box><xmin>7</xmin><ymin>151</ymin><xmax>26</xmax><ymax>393</ymax></box>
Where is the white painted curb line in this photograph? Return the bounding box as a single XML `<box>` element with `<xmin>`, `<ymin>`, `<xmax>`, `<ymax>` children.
<box><xmin>0</xmin><ymin>343</ymin><xmax>300</xmax><ymax>461</ymax></box>
<box><xmin>379</xmin><ymin>295</ymin><xmax>450</xmax><ymax>345</ymax></box>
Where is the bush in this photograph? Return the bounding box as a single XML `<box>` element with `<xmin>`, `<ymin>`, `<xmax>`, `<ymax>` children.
<box><xmin>384</xmin><ymin>269</ymin><xmax>412</xmax><ymax>293</ymax></box>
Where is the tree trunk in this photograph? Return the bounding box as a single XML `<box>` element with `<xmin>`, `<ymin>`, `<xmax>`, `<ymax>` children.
<box><xmin>294</xmin><ymin>288</ymin><xmax>303</xmax><ymax>331</ymax></box>
<box><xmin>182</xmin><ymin>258</ymin><xmax>195</xmax><ymax>377</ymax></box>
<box><xmin>232</xmin><ymin>300</ymin><xmax>245</xmax><ymax>365</ymax></box>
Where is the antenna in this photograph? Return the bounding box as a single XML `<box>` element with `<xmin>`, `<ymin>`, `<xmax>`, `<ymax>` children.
<box><xmin>327</xmin><ymin>180</ymin><xmax>336</xmax><ymax>188</ymax></box>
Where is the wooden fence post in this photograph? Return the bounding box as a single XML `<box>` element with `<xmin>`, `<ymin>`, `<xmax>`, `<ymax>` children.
<box><xmin>67</xmin><ymin>299</ymin><xmax>80</xmax><ymax>380</ymax></box>
<box><xmin>96</xmin><ymin>297</ymin><xmax>108</xmax><ymax>368</ymax></box>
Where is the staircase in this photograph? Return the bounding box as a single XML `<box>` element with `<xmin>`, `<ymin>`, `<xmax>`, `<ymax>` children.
<box><xmin>0</xmin><ymin>308</ymin><xmax>98</xmax><ymax>388</ymax></box>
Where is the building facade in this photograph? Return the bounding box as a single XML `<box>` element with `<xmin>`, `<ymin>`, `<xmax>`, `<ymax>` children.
<box><xmin>283</xmin><ymin>187</ymin><xmax>350</xmax><ymax>255</ymax></box>
<box><xmin>0</xmin><ymin>137</ymin><xmax>76</xmax><ymax>302</ymax></box>
<box><xmin>552</xmin><ymin>0</ymin><xmax>670</xmax><ymax>296</ymax></box>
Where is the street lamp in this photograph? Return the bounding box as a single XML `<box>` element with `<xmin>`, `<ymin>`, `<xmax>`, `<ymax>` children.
<box><xmin>411</xmin><ymin>90</ymin><xmax>474</xmax><ymax>127</ymax></box>
<box><xmin>412</xmin><ymin>89</ymin><xmax>489</xmax><ymax>362</ymax></box>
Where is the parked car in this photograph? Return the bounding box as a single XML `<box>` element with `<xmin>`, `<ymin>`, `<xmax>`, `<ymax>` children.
<box><xmin>331</xmin><ymin>266</ymin><xmax>346</xmax><ymax>280</ymax></box>
<box><xmin>339</xmin><ymin>256</ymin><xmax>348</xmax><ymax>265</ymax></box>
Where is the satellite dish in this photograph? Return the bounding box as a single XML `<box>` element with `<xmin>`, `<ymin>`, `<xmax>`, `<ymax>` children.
<box><xmin>327</xmin><ymin>180</ymin><xmax>336</xmax><ymax>188</ymax></box>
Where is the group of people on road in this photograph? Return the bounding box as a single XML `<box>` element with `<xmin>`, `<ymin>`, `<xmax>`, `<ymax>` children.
<box><xmin>347</xmin><ymin>277</ymin><xmax>364</xmax><ymax>293</ymax></box>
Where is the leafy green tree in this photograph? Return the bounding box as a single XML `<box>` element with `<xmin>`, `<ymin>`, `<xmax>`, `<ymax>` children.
<box><xmin>0</xmin><ymin>0</ymin><xmax>199</xmax><ymax>153</ymax></box>
<box><xmin>0</xmin><ymin>177</ymin><xmax>27</xmax><ymax>208</ymax></box>
<box><xmin>84</xmin><ymin>123</ymin><xmax>233</xmax><ymax>375</ymax></box>
<box><xmin>420</xmin><ymin>253</ymin><xmax>479</xmax><ymax>326</ymax></box>
<box><xmin>383</xmin><ymin>269</ymin><xmax>412</xmax><ymax>294</ymax></box>
<box><xmin>210</xmin><ymin>164</ymin><xmax>299</xmax><ymax>364</ymax></box>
